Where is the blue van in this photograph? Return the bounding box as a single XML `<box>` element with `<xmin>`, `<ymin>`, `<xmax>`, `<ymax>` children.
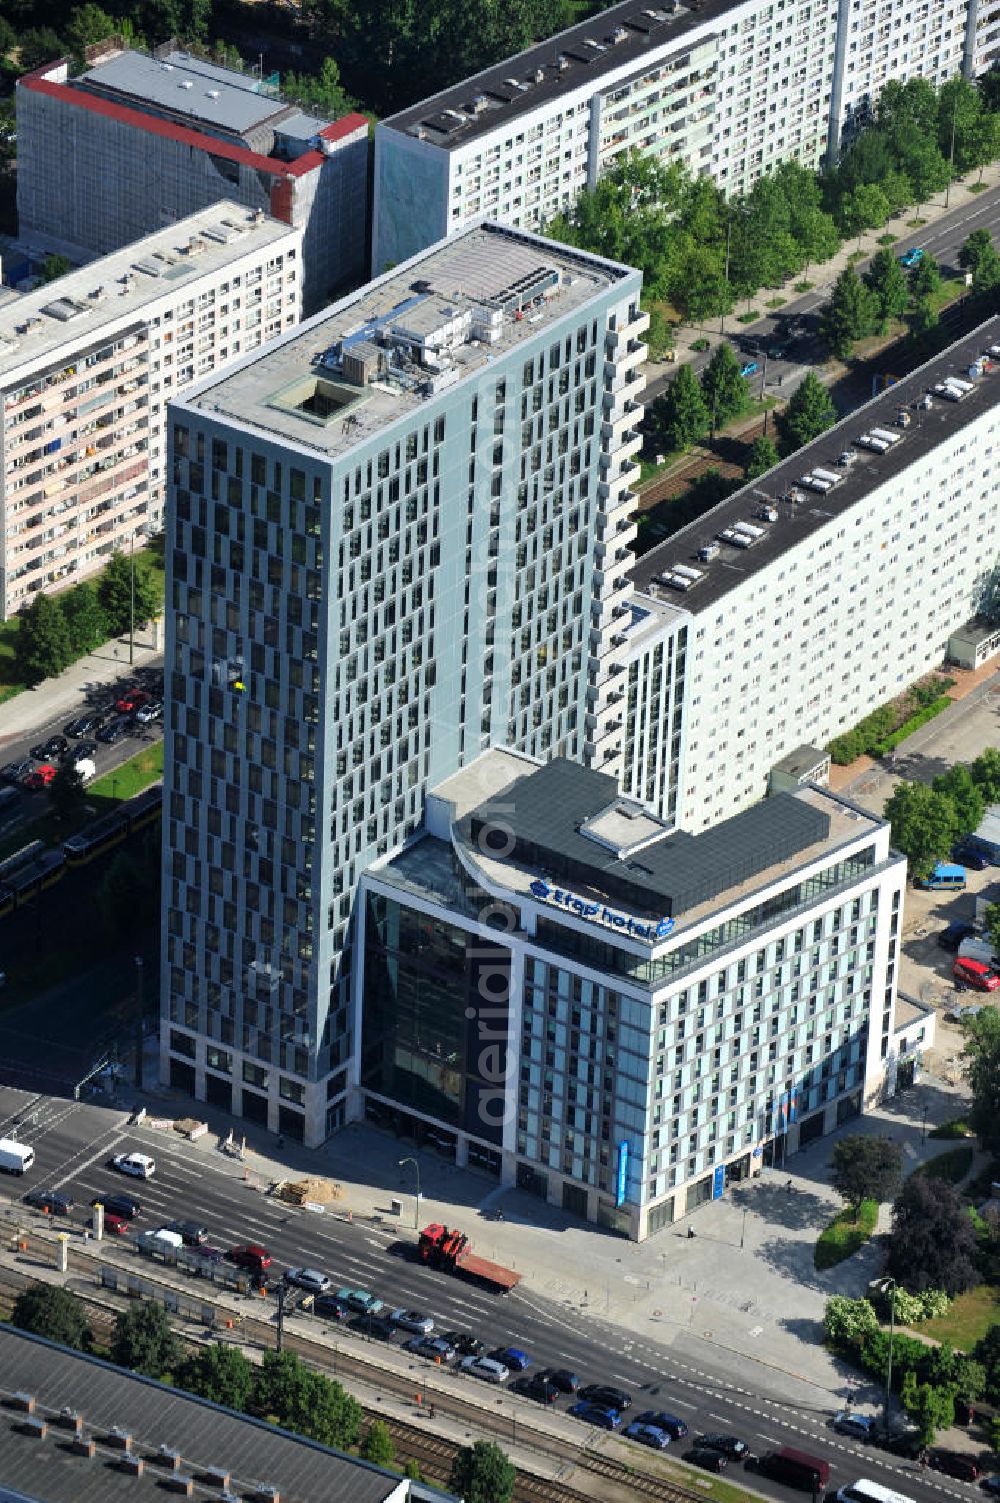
<box><xmin>916</xmin><ymin>862</ymin><xmax>967</xmax><ymax>891</ymax></box>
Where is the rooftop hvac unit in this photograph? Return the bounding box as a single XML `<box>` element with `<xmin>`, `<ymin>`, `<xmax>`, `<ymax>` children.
<box><xmin>799</xmin><ymin>473</ymin><xmax>832</xmax><ymax>492</ymax></box>
<box><xmin>868</xmin><ymin>427</ymin><xmax>901</xmax><ymax>445</ymax></box>
<box><xmin>932</xmin><ymin>382</ymin><xmax>962</xmax><ymax>402</ymax></box>
<box><xmin>733</xmin><ymin>521</ymin><xmax>765</xmax><ymax>539</ymax></box>
<box><xmin>663</xmin><ymin>571</ymin><xmax>695</xmax><ymax>591</ymax></box>
<box><xmin>719</xmin><ymin>527</ymin><xmax>752</xmax><ymax>548</ymax></box>
<box><xmin>810</xmin><ymin>467</ymin><xmax>840</xmax><ymax>485</ymax></box>
<box><xmin>946</xmin><ymin>376</ymin><xmax>974</xmax><ymax>393</ymax></box>
<box><xmin>755</xmin><ymin>503</ymin><xmax>778</xmax><ymax>522</ymax></box>
<box><xmin>672</xmin><ymin>564</ymin><xmax>703</xmax><ymax>581</ymax></box>
<box><xmin>697</xmin><ymin>541</ymin><xmax>720</xmax><ymax>561</ymax></box>
<box><xmin>855</xmin><ymin>433</ymin><xmax>890</xmax><ymax>452</ymax></box>
<box><xmin>985</xmin><ymin>344</ymin><xmax>1000</xmax><ymax>360</ymax></box>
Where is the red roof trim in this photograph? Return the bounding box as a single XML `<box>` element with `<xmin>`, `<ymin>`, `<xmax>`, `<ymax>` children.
<box><xmin>19</xmin><ymin>73</ymin><xmax>367</xmax><ymax>179</ymax></box>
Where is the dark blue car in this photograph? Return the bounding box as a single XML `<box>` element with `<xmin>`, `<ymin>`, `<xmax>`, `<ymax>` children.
<box><xmin>637</xmin><ymin>1409</ymin><xmax>688</xmax><ymax>1439</ymax></box>
<box><xmin>490</xmin><ymin>1346</ymin><xmax>531</xmax><ymax>1371</ymax></box>
<box><xmin>569</xmin><ymin>1401</ymin><xmax>620</xmax><ymax>1430</ymax></box>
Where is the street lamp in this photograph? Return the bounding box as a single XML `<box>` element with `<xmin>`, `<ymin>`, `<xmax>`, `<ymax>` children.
<box><xmin>398</xmin><ymin>1156</ymin><xmax>421</xmax><ymax>1231</ymax></box>
<box><xmin>882</xmin><ymin>1277</ymin><xmax>897</xmax><ymax>1436</ymax></box>
<box><xmin>921</xmin><ymin>1104</ymin><xmax>928</xmax><ymax>1143</ymax></box>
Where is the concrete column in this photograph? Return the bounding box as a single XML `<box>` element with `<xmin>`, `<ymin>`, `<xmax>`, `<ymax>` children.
<box><xmin>455</xmin><ymin>1136</ymin><xmax>469</xmax><ymax>1169</ymax></box>
<box><xmin>500</xmin><ymin>1148</ymin><xmax>517</xmax><ymax>1189</ymax></box>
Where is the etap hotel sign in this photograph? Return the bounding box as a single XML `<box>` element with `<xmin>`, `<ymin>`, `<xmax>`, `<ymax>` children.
<box><xmin>529</xmin><ymin>878</ymin><xmax>674</xmax><ymax>944</ymax></box>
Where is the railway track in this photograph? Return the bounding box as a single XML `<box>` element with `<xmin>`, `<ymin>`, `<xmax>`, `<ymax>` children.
<box><xmin>0</xmin><ymin>1254</ymin><xmax>715</xmax><ymax>1503</ymax></box>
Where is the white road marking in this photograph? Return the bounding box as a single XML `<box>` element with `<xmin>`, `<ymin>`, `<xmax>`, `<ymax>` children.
<box><xmin>51</xmin><ymin>1130</ymin><xmax>128</xmax><ymax>1191</ymax></box>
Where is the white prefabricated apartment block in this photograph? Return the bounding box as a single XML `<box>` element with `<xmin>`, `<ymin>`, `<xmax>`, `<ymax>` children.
<box><xmin>622</xmin><ymin>319</ymin><xmax>1000</xmax><ymax>835</ymax></box>
<box><xmin>17</xmin><ymin>45</ymin><xmax>368</xmax><ymax>313</ymax></box>
<box><xmin>373</xmin><ymin>0</ymin><xmax>989</xmax><ymax>271</ymax></box>
<box><xmin>0</xmin><ymin>203</ymin><xmax>301</xmax><ymax>618</ymax></box>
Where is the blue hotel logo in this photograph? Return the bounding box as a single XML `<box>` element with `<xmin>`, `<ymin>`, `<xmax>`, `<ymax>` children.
<box><xmin>529</xmin><ymin>878</ymin><xmax>674</xmax><ymax>944</ymax></box>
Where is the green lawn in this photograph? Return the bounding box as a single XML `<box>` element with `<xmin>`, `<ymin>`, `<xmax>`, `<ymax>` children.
<box><xmin>89</xmin><ymin>741</ymin><xmax>163</xmax><ymax>801</ymax></box>
<box><xmin>815</xmin><ymin>1200</ymin><xmax>878</xmax><ymax>1270</ymax></box>
<box><xmin>916</xmin><ymin>1145</ymin><xmax>975</xmax><ymax>1184</ymax></box>
<box><xmin>916</xmin><ymin>1285</ymin><xmax>1000</xmax><ymax>1351</ymax></box>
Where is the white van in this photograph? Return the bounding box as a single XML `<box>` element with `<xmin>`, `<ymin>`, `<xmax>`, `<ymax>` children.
<box><xmin>0</xmin><ymin>1139</ymin><xmax>34</xmax><ymax>1174</ymax></box>
<box><xmin>148</xmin><ymin>1227</ymin><xmax>183</xmax><ymax>1251</ymax></box>
<box><xmin>74</xmin><ymin>758</ymin><xmax>97</xmax><ymax>785</ymax></box>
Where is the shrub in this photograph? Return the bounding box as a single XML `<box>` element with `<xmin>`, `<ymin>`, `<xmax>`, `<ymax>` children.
<box><xmin>815</xmin><ymin>1199</ymin><xmax>878</xmax><ymax>1270</ymax></box>
<box><xmin>824</xmin><ymin>1295</ymin><xmax>880</xmax><ymax>1345</ymax></box>
<box><xmin>917</xmin><ymin>1146</ymin><xmax>975</xmax><ymax>1184</ymax></box>
<box><xmin>930</xmin><ymin>1119</ymin><xmax>973</xmax><ymax>1140</ymax></box>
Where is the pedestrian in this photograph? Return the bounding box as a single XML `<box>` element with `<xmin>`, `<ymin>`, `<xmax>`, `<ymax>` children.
<box><xmin>429</xmin><ymin>1403</ymin><xmax>436</xmax><ymax>1420</ymax></box>
<box><xmin>786</xmin><ymin>1178</ymin><xmax>793</xmax><ymax>1192</ymax></box>
<box><xmin>687</xmin><ymin>1225</ymin><xmax>696</xmax><ymax>1239</ymax></box>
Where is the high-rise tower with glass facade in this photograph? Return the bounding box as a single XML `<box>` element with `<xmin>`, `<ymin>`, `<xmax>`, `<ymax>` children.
<box><xmin>161</xmin><ymin>222</ymin><xmax>646</xmax><ymax>1144</ymax></box>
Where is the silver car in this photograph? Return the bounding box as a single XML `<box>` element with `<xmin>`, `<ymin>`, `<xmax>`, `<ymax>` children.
<box><xmin>460</xmin><ymin>1354</ymin><xmax>509</xmax><ymax>1384</ymax></box>
<box><xmin>390</xmin><ymin>1307</ymin><xmax>434</xmax><ymax>1334</ymax></box>
<box><xmin>285</xmin><ymin>1267</ymin><xmax>332</xmax><ymax>1294</ymax></box>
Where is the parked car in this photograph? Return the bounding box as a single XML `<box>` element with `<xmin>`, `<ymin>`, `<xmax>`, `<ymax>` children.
<box><xmin>24</xmin><ymin>763</ymin><xmax>57</xmax><ymax>791</ymax></box>
<box><xmin>767</xmin><ymin>340</ymin><xmax>790</xmax><ymax>360</ymax></box>
<box><xmin>636</xmin><ymin>1410</ymin><xmax>689</xmax><ymax>1439</ymax></box>
<box><xmin>899</xmin><ymin>247</ymin><xmax>924</xmax><ymax>268</ymax></box>
<box><xmin>162</xmin><ymin>1220</ymin><xmax>207</xmax><ymax>1246</ymax></box>
<box><xmin>569</xmin><ymin>1401</ymin><xmax>621</xmax><ymax>1430</ymax></box>
<box><xmin>134</xmin><ymin>699</ymin><xmax>164</xmax><ymax>725</ymax></box>
<box><xmin>357</xmin><ymin>1314</ymin><xmax>397</xmax><ymax>1340</ymax></box>
<box><xmin>684</xmin><ymin>1447</ymin><xmax>728</xmax><ymax>1473</ymax></box>
<box><xmin>112</xmin><ymin>1152</ymin><xmax>155</xmax><ymax>1179</ymax></box>
<box><xmin>695</xmin><ymin>1434</ymin><xmax>749</xmax><ymax>1458</ymax></box>
<box><xmin>954</xmin><ymin>845</ymin><xmax>991</xmax><ymax>870</ymax></box>
<box><xmin>460</xmin><ymin>1355</ymin><xmax>510</xmax><ymax>1385</ymax></box>
<box><xmin>980</xmin><ymin>1474</ymin><xmax>1000</xmax><ymax>1495</ymax></box>
<box><xmin>92</xmin><ymin>1192</ymin><xmax>142</xmax><ymax>1220</ymax></box>
<box><xmin>926</xmin><ymin>1449</ymin><xmax>980</xmax><ymax>1481</ymax></box>
<box><xmin>1</xmin><ymin>759</ymin><xmax>33</xmax><ymax>786</ymax></box>
<box><xmin>312</xmin><ymin>1294</ymin><xmax>350</xmax><ymax>1321</ymax></box>
<box><xmin>439</xmin><ymin>1331</ymin><xmax>482</xmax><ymax>1357</ymax></box>
<box><xmin>66</xmin><ymin>739</ymin><xmax>99</xmax><ymax>766</ymax></box>
<box><xmin>579</xmin><ymin>1383</ymin><xmax>632</xmax><ymax>1412</ymax></box>
<box><xmin>284</xmin><ymin>1267</ymin><xmax>332</xmax><ymax>1294</ymax></box>
<box><xmin>490</xmin><ymin>1346</ymin><xmax>531</xmax><ymax>1372</ymax></box>
<box><xmin>939</xmin><ymin>921</ymin><xmax>977</xmax><ymax>952</ymax></box>
<box><xmin>116</xmin><ymin>688</ymin><xmax>150</xmax><ymax>714</ymax></box>
<box><xmin>405</xmin><ymin>1335</ymin><xmax>456</xmax><ymax>1363</ymax></box>
<box><xmin>624</xmin><ymin>1422</ymin><xmax>672</xmax><ymax>1450</ymax></box>
<box><xmin>30</xmin><ymin>735</ymin><xmax>68</xmax><ymax>761</ymax></box>
<box><xmin>875</xmin><ymin>1430</ymin><xmax>925</xmax><ymax>1460</ymax></box>
<box><xmin>337</xmin><ymin>1287</ymin><xmax>383</xmax><ymax>1315</ymax></box>
<box><xmin>23</xmin><ymin>1188</ymin><xmax>73</xmax><ymax>1215</ymax></box>
<box><xmin>97</xmin><ymin>716</ymin><xmax>131</xmax><ymax>745</ymax></box>
<box><xmin>64</xmin><ymin>712</ymin><xmax>103</xmax><ymax>738</ymax></box>
<box><xmin>740</xmin><ymin>359</ymin><xmax>759</xmax><ymax>377</ymax></box>
<box><xmin>953</xmin><ymin>957</ymin><xmax>1000</xmax><ymax>992</ymax></box>
<box><xmin>539</xmin><ymin>1368</ymin><xmax>579</xmax><ymax>1393</ymax></box>
<box><xmin>101</xmin><ymin>1211</ymin><xmax>131</xmax><ymax>1235</ymax></box>
<box><xmin>511</xmin><ymin>1374</ymin><xmax>558</xmax><ymax>1404</ymax></box>
<box><xmin>833</xmin><ymin>1412</ymin><xmax>877</xmax><ymax>1440</ymax></box>
<box><xmin>390</xmin><ymin>1308</ymin><xmax>434</xmax><ymax>1334</ymax></box>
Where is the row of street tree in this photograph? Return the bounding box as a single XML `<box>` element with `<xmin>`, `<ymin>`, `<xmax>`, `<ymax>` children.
<box><xmin>883</xmin><ymin>750</ymin><xmax>1000</xmax><ymax>878</ymax></box>
<box><xmin>10</xmin><ymin>1282</ymin><xmax>516</xmax><ymax>1502</ymax></box>
<box><xmin>13</xmin><ymin>549</ymin><xmax>160</xmax><ymax>688</ymax></box>
<box><xmin>548</xmin><ymin>72</ymin><xmax>1000</xmax><ymax>335</ymax></box>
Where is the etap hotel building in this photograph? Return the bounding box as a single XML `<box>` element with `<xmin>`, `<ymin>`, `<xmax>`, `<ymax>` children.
<box><xmin>357</xmin><ymin>749</ymin><xmax>906</xmax><ymax>1239</ymax></box>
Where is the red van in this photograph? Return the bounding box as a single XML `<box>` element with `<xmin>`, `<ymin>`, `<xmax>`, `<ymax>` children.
<box><xmin>757</xmin><ymin>1447</ymin><xmax>832</xmax><ymax>1491</ymax></box>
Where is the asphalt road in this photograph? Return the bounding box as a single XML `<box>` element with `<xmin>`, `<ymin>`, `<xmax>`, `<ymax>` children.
<box><xmin>0</xmin><ymin>658</ymin><xmax>165</xmax><ymax>847</ymax></box>
<box><xmin>645</xmin><ymin>179</ymin><xmax>1000</xmax><ymax>406</ymax></box>
<box><xmin>0</xmin><ymin>1085</ymin><xmax>980</xmax><ymax>1503</ymax></box>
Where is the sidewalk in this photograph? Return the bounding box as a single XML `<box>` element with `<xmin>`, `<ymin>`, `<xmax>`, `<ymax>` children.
<box><xmin>653</xmin><ymin>164</ymin><xmax>1000</xmax><ymax>373</ymax></box>
<box><xmin>0</xmin><ymin>630</ymin><xmax>162</xmax><ymax>748</ymax></box>
<box><xmin>125</xmin><ymin>1058</ymin><xmax>972</xmax><ymax>1409</ymax></box>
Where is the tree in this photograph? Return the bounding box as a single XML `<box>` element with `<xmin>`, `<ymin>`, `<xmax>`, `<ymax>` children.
<box><xmin>65</xmin><ymin>4</ymin><xmax>116</xmax><ymax>66</ymax></box>
<box><xmin>449</xmin><ymin>1440</ymin><xmax>516</xmax><ymax>1503</ymax></box>
<box><xmin>883</xmin><ymin>781</ymin><xmax>962</xmax><ymax>879</ymax></box>
<box><xmin>700</xmin><ymin>343</ymin><xmax>751</xmax><ymax>427</ymax></box>
<box><xmin>19</xmin><ymin>28</ymin><xmax>66</xmax><ymax>71</ymax></box>
<box><xmin>61</xmin><ymin>580</ymin><xmax>107</xmax><ymax>657</ymax></box>
<box><xmin>97</xmin><ymin>833</ymin><xmax>160</xmax><ymax>937</ymax></box>
<box><xmin>830</xmin><ymin>1135</ymin><xmax>903</xmax><ymax>1212</ymax></box>
<box><xmin>253</xmin><ymin>1351</ymin><xmax>361</xmax><ymax>1449</ymax></box>
<box><xmin>902</xmin><ymin>1378</ymin><xmax>954</xmax><ymax>1445</ymax></box>
<box><xmin>819</xmin><ymin>266</ymin><xmax>877</xmax><ymax>358</ymax></box>
<box><xmin>959</xmin><ymin>228</ymin><xmax>995</xmax><ymax>274</ymax></box>
<box><xmin>909</xmin><ymin>253</ymin><xmax>942</xmax><ymax>304</ymax></box>
<box><xmin>932</xmin><ymin>764</ymin><xmax>986</xmax><ymax>835</ymax></box>
<box><xmin>964</xmin><ymin>1009</ymin><xmax>1000</xmax><ymax>1150</ymax></box>
<box><xmin>49</xmin><ymin>760</ymin><xmax>86</xmax><ymax>824</ymax></box>
<box><xmin>360</xmin><ymin>1420</ymin><xmax>396</xmax><ymax>1467</ymax></box>
<box><xmin>15</xmin><ymin>591</ymin><xmax>74</xmax><ymax>686</ymax></box>
<box><xmin>39</xmin><ymin>254</ymin><xmax>71</xmax><ymax>284</ymax></box>
<box><xmin>652</xmin><ymin>363</ymin><xmax>709</xmax><ymax>452</ymax></box>
<box><xmin>97</xmin><ymin>549</ymin><xmax>160</xmax><ymax>637</ymax></box>
<box><xmin>974</xmin><ymin>1325</ymin><xmax>1000</xmax><ymax>1405</ymax></box>
<box><xmin>745</xmin><ymin>433</ymin><xmax>779</xmax><ymax>480</ymax></box>
<box><xmin>12</xmin><ymin>1283</ymin><xmax>91</xmax><ymax>1350</ymax></box>
<box><xmin>972</xmin><ymin>747</ymin><xmax>1000</xmax><ymax>803</ymax></box>
<box><xmin>177</xmin><ymin>1343</ymin><xmax>255</xmax><ymax>1411</ymax></box>
<box><xmin>887</xmin><ymin>1174</ymin><xmax>978</xmax><ymax>1295</ymax></box>
<box><xmin>823</xmin><ymin>1295</ymin><xmax>880</xmax><ymax>1347</ymax></box>
<box><xmin>111</xmin><ymin>1300</ymin><xmax>181</xmax><ymax>1377</ymax></box>
<box><xmin>972</xmin><ymin>245</ymin><xmax>1000</xmax><ymax>304</ymax></box>
<box><xmin>775</xmin><ymin>372</ymin><xmax>838</xmax><ymax>456</ymax></box>
<box><xmin>283</xmin><ymin>56</ymin><xmax>354</xmax><ymax>118</ymax></box>
<box><xmin>864</xmin><ymin>250</ymin><xmax>909</xmax><ymax>333</ymax></box>
<box><xmin>839</xmin><ymin>183</ymin><xmax>890</xmax><ymax>246</ymax></box>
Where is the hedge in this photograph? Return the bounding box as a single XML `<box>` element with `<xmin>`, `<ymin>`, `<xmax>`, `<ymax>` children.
<box><xmin>815</xmin><ymin>1199</ymin><xmax>879</xmax><ymax>1270</ymax></box>
<box><xmin>916</xmin><ymin>1146</ymin><xmax>975</xmax><ymax>1184</ymax></box>
<box><xmin>828</xmin><ymin>678</ymin><xmax>954</xmax><ymax>765</ymax></box>
<box><xmin>869</xmin><ymin>696</ymin><xmax>952</xmax><ymax>757</ymax></box>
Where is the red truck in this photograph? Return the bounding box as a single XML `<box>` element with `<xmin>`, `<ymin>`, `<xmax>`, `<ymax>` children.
<box><xmin>418</xmin><ymin>1223</ymin><xmax>521</xmax><ymax>1293</ymax></box>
